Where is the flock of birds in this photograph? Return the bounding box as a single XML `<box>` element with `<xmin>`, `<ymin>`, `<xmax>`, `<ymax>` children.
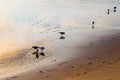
<box><xmin>92</xmin><ymin>6</ymin><xmax>117</xmax><ymax>29</ymax></box>
<box><xmin>32</xmin><ymin>46</ymin><xmax>45</xmax><ymax>59</ymax></box>
<box><xmin>32</xmin><ymin>6</ymin><xmax>117</xmax><ymax>59</ymax></box>
<box><xmin>32</xmin><ymin>32</ymin><xmax>65</xmax><ymax>59</ymax></box>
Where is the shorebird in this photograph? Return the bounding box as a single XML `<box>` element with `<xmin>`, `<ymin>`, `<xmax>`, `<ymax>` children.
<box><xmin>36</xmin><ymin>53</ymin><xmax>39</xmax><ymax>59</ymax></box>
<box><xmin>114</xmin><ymin>6</ymin><xmax>117</xmax><ymax>12</ymax></box>
<box><xmin>32</xmin><ymin>48</ymin><xmax>39</xmax><ymax>59</ymax></box>
<box><xmin>107</xmin><ymin>9</ymin><xmax>110</xmax><ymax>15</ymax></box>
<box><xmin>59</xmin><ymin>32</ymin><xmax>66</xmax><ymax>39</ymax></box>
<box><xmin>32</xmin><ymin>48</ymin><xmax>39</xmax><ymax>55</ymax></box>
<box><xmin>92</xmin><ymin>21</ymin><xmax>95</xmax><ymax>29</ymax></box>
<box><xmin>32</xmin><ymin>46</ymin><xmax>46</xmax><ymax>59</ymax></box>
<box><xmin>92</xmin><ymin>21</ymin><xmax>95</xmax><ymax>25</ymax></box>
<box><xmin>39</xmin><ymin>52</ymin><xmax>45</xmax><ymax>56</ymax></box>
<box><xmin>39</xmin><ymin>47</ymin><xmax>46</xmax><ymax>56</ymax></box>
<box><xmin>40</xmin><ymin>47</ymin><xmax>45</xmax><ymax>51</ymax></box>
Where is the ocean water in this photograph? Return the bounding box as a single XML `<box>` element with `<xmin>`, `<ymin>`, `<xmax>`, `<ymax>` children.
<box><xmin>0</xmin><ymin>0</ymin><xmax>120</xmax><ymax>78</ymax></box>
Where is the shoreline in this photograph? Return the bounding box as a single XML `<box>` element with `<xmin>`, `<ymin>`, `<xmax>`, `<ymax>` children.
<box><xmin>1</xmin><ymin>27</ymin><xmax>120</xmax><ymax>80</ymax></box>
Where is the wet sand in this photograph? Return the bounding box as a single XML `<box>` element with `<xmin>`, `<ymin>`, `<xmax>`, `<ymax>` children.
<box><xmin>0</xmin><ymin>0</ymin><xmax>120</xmax><ymax>80</ymax></box>
<box><xmin>1</xmin><ymin>27</ymin><xmax>120</xmax><ymax>80</ymax></box>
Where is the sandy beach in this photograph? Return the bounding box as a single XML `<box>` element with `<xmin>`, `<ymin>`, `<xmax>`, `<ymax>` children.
<box><xmin>0</xmin><ymin>27</ymin><xmax>120</xmax><ymax>80</ymax></box>
<box><xmin>0</xmin><ymin>0</ymin><xmax>120</xmax><ymax>80</ymax></box>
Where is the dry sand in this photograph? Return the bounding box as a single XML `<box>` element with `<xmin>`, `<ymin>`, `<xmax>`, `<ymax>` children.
<box><xmin>1</xmin><ymin>27</ymin><xmax>120</xmax><ymax>80</ymax></box>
